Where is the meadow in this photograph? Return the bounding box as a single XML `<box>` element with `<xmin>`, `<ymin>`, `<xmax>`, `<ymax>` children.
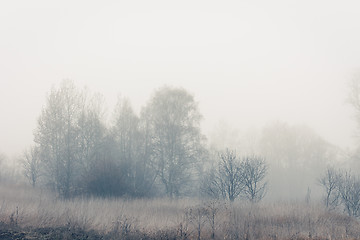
<box><xmin>0</xmin><ymin>183</ymin><xmax>360</xmax><ymax>239</ymax></box>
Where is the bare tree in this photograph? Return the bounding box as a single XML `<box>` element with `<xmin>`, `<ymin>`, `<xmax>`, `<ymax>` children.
<box><xmin>202</xmin><ymin>150</ymin><xmax>268</xmax><ymax>202</ymax></box>
<box><xmin>338</xmin><ymin>171</ymin><xmax>360</xmax><ymax>217</ymax></box>
<box><xmin>34</xmin><ymin>80</ymin><xmax>85</xmax><ymax>197</ymax></box>
<box><xmin>77</xmin><ymin>93</ymin><xmax>106</xmax><ymax>178</ymax></box>
<box><xmin>319</xmin><ymin>167</ymin><xmax>360</xmax><ymax>217</ymax></box>
<box><xmin>318</xmin><ymin>167</ymin><xmax>341</xmax><ymax>209</ymax></box>
<box><xmin>241</xmin><ymin>156</ymin><xmax>268</xmax><ymax>202</ymax></box>
<box><xmin>143</xmin><ymin>86</ymin><xmax>205</xmax><ymax>198</ymax></box>
<box><xmin>74</xmin><ymin>92</ymin><xmax>108</xmax><ymax>196</ymax></box>
<box><xmin>217</xmin><ymin>150</ymin><xmax>244</xmax><ymax>201</ymax></box>
<box><xmin>201</xmin><ymin>163</ymin><xmax>223</xmax><ymax>199</ymax></box>
<box><xmin>21</xmin><ymin>146</ymin><xmax>42</xmax><ymax>187</ymax></box>
<box><xmin>110</xmin><ymin>97</ymin><xmax>155</xmax><ymax>197</ymax></box>
<box><xmin>202</xmin><ymin>149</ymin><xmax>243</xmax><ymax>202</ymax></box>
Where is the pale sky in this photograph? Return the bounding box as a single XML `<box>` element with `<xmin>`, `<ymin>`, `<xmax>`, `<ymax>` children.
<box><xmin>1</xmin><ymin>0</ymin><xmax>360</xmax><ymax>157</ymax></box>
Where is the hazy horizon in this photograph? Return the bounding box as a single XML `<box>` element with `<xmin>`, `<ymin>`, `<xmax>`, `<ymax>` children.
<box><xmin>1</xmin><ymin>0</ymin><xmax>360</xmax><ymax>158</ymax></box>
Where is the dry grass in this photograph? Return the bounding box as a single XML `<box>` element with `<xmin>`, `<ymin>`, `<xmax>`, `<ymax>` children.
<box><xmin>0</xmin><ymin>183</ymin><xmax>360</xmax><ymax>240</ymax></box>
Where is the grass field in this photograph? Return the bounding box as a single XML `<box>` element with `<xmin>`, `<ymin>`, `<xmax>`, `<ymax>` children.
<box><xmin>0</xmin><ymin>183</ymin><xmax>359</xmax><ymax>240</ymax></box>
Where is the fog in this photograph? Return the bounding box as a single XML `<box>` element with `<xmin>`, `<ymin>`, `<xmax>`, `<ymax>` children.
<box><xmin>1</xmin><ymin>1</ymin><xmax>360</xmax><ymax>200</ymax></box>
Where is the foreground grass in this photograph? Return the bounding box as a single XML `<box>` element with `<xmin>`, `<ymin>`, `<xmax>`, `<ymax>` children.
<box><xmin>0</xmin><ymin>183</ymin><xmax>359</xmax><ymax>239</ymax></box>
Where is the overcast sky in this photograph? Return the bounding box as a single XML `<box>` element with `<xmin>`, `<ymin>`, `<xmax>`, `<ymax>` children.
<box><xmin>1</xmin><ymin>0</ymin><xmax>360</xmax><ymax>157</ymax></box>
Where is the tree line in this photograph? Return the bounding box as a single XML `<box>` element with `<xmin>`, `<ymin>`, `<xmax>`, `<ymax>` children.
<box><xmin>21</xmin><ymin>80</ymin><xmax>268</xmax><ymax>201</ymax></box>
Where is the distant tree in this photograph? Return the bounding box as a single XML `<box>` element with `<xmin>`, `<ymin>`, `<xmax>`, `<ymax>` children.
<box><xmin>85</xmin><ymin>135</ymin><xmax>127</xmax><ymax>197</ymax></box>
<box><xmin>216</xmin><ymin>149</ymin><xmax>243</xmax><ymax>201</ymax></box>
<box><xmin>34</xmin><ymin>80</ymin><xmax>83</xmax><ymax>197</ymax></box>
<box><xmin>111</xmin><ymin>97</ymin><xmax>152</xmax><ymax>196</ymax></box>
<box><xmin>201</xmin><ymin>164</ymin><xmax>222</xmax><ymax>199</ymax></box>
<box><xmin>241</xmin><ymin>156</ymin><xmax>268</xmax><ymax>202</ymax></box>
<box><xmin>319</xmin><ymin>168</ymin><xmax>360</xmax><ymax>217</ymax></box>
<box><xmin>338</xmin><ymin>171</ymin><xmax>360</xmax><ymax>217</ymax></box>
<box><xmin>318</xmin><ymin>167</ymin><xmax>341</xmax><ymax>209</ymax></box>
<box><xmin>33</xmin><ymin>80</ymin><xmax>108</xmax><ymax>197</ymax></box>
<box><xmin>143</xmin><ymin>86</ymin><xmax>205</xmax><ymax>198</ymax></box>
<box><xmin>202</xmin><ymin>150</ymin><xmax>268</xmax><ymax>202</ymax></box>
<box><xmin>76</xmin><ymin>92</ymin><xmax>107</xmax><ymax>194</ymax></box>
<box><xmin>259</xmin><ymin>121</ymin><xmax>341</xmax><ymax>200</ymax></box>
<box><xmin>21</xmin><ymin>146</ymin><xmax>42</xmax><ymax>187</ymax></box>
